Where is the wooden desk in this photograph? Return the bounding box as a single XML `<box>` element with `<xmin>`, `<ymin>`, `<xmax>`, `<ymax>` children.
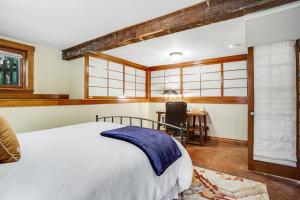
<box><xmin>156</xmin><ymin>111</ymin><xmax>208</xmax><ymax>146</ymax></box>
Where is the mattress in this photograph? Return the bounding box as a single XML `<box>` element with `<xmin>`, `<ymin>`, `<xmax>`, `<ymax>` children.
<box><xmin>0</xmin><ymin>122</ymin><xmax>193</xmax><ymax>200</ymax></box>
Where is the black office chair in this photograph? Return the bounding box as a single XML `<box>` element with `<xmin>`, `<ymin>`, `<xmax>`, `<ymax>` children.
<box><xmin>165</xmin><ymin>102</ymin><xmax>187</xmax><ymax>140</ymax></box>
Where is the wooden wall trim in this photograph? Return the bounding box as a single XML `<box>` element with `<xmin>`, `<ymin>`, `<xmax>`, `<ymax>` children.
<box><xmin>150</xmin><ymin>54</ymin><xmax>248</xmax><ymax>71</ymax></box>
<box><xmin>0</xmin><ymin>98</ymin><xmax>149</xmax><ymax>107</ymax></box>
<box><xmin>0</xmin><ymin>94</ymin><xmax>69</xmax><ymax>99</ymax></box>
<box><xmin>207</xmin><ymin>136</ymin><xmax>248</xmax><ymax>146</ymax></box>
<box><xmin>296</xmin><ymin>39</ymin><xmax>300</xmax><ymax>168</ymax></box>
<box><xmin>0</xmin><ymin>38</ymin><xmax>35</xmax><ymax>52</ymax></box>
<box><xmin>247</xmin><ymin>47</ymin><xmax>255</xmax><ymax>169</ymax></box>
<box><xmin>250</xmin><ymin>160</ymin><xmax>300</xmax><ymax>180</ymax></box>
<box><xmin>84</xmin><ymin>55</ymin><xmax>89</xmax><ymax>99</ymax></box>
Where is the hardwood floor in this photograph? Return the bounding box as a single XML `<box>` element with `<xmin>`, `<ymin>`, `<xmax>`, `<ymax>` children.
<box><xmin>187</xmin><ymin>141</ymin><xmax>300</xmax><ymax>200</ymax></box>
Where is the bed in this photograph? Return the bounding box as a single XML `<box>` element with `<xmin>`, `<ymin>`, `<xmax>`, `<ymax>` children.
<box><xmin>0</xmin><ymin>118</ymin><xmax>193</xmax><ymax>200</ymax></box>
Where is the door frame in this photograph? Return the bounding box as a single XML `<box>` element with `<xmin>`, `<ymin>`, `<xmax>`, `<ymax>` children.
<box><xmin>247</xmin><ymin>43</ymin><xmax>300</xmax><ymax>180</ymax></box>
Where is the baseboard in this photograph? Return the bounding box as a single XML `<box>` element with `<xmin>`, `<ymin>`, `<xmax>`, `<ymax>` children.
<box><xmin>207</xmin><ymin>136</ymin><xmax>248</xmax><ymax>146</ymax></box>
<box><xmin>249</xmin><ymin>160</ymin><xmax>300</xmax><ymax>181</ymax></box>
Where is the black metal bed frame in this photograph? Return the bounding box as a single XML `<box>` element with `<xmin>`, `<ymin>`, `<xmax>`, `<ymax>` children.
<box><xmin>96</xmin><ymin>115</ymin><xmax>184</xmax><ymax>145</ymax></box>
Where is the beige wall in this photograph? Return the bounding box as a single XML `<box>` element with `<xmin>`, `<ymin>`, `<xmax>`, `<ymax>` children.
<box><xmin>34</xmin><ymin>45</ymin><xmax>70</xmax><ymax>94</ymax></box>
<box><xmin>147</xmin><ymin>103</ymin><xmax>248</xmax><ymax>141</ymax></box>
<box><xmin>0</xmin><ymin>103</ymin><xmax>149</xmax><ymax>133</ymax></box>
<box><xmin>68</xmin><ymin>57</ymin><xmax>85</xmax><ymax>99</ymax></box>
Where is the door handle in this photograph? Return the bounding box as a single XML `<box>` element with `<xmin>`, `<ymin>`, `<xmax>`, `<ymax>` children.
<box><xmin>250</xmin><ymin>112</ymin><xmax>255</xmax><ymax>116</ymax></box>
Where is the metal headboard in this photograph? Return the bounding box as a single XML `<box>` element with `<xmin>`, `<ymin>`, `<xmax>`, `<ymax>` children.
<box><xmin>96</xmin><ymin>115</ymin><xmax>184</xmax><ymax>145</ymax></box>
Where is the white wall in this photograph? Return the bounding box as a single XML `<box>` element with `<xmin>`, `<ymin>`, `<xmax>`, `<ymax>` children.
<box><xmin>147</xmin><ymin>103</ymin><xmax>248</xmax><ymax>141</ymax></box>
<box><xmin>68</xmin><ymin>57</ymin><xmax>85</xmax><ymax>99</ymax></box>
<box><xmin>34</xmin><ymin>45</ymin><xmax>70</xmax><ymax>94</ymax></box>
<box><xmin>0</xmin><ymin>103</ymin><xmax>149</xmax><ymax>133</ymax></box>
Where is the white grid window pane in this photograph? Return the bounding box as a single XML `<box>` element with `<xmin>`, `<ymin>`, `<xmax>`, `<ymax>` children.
<box><xmin>223</xmin><ymin>61</ymin><xmax>247</xmax><ymax>71</ymax></box>
<box><xmin>165</xmin><ymin>76</ymin><xmax>180</xmax><ymax>83</ymax></box>
<box><xmin>183</xmin><ymin>90</ymin><xmax>200</xmax><ymax>97</ymax></box>
<box><xmin>224</xmin><ymin>70</ymin><xmax>247</xmax><ymax>79</ymax></box>
<box><xmin>125</xmin><ymin>90</ymin><xmax>135</xmax><ymax>97</ymax></box>
<box><xmin>125</xmin><ymin>82</ymin><xmax>135</xmax><ymax>90</ymax></box>
<box><xmin>109</xmin><ymin>71</ymin><xmax>123</xmax><ymax>80</ymax></box>
<box><xmin>151</xmin><ymin>70</ymin><xmax>164</xmax><ymax>77</ymax></box>
<box><xmin>109</xmin><ymin>88</ymin><xmax>123</xmax><ymax>96</ymax></box>
<box><xmin>136</xmin><ymin>69</ymin><xmax>146</xmax><ymax>77</ymax></box>
<box><xmin>136</xmin><ymin>83</ymin><xmax>145</xmax><ymax>90</ymax></box>
<box><xmin>224</xmin><ymin>88</ymin><xmax>247</xmax><ymax>96</ymax></box>
<box><xmin>201</xmin><ymin>64</ymin><xmax>221</xmax><ymax>73</ymax></box>
<box><xmin>89</xmin><ymin>57</ymin><xmax>107</xmax><ymax>69</ymax></box>
<box><xmin>125</xmin><ymin>67</ymin><xmax>135</xmax><ymax>75</ymax></box>
<box><xmin>201</xmin><ymin>72</ymin><xmax>221</xmax><ymax>81</ymax></box>
<box><xmin>109</xmin><ymin>79</ymin><xmax>122</xmax><ymax>88</ymax></box>
<box><xmin>109</xmin><ymin>62</ymin><xmax>123</xmax><ymax>72</ymax></box>
<box><xmin>183</xmin><ymin>66</ymin><xmax>201</xmax><ymax>74</ymax></box>
<box><xmin>165</xmin><ymin>83</ymin><xmax>180</xmax><ymax>90</ymax></box>
<box><xmin>165</xmin><ymin>68</ymin><xmax>180</xmax><ymax>76</ymax></box>
<box><xmin>201</xmin><ymin>89</ymin><xmax>221</xmax><ymax>96</ymax></box>
<box><xmin>201</xmin><ymin>81</ymin><xmax>221</xmax><ymax>89</ymax></box>
<box><xmin>89</xmin><ymin>77</ymin><xmax>107</xmax><ymax>87</ymax></box>
<box><xmin>151</xmin><ymin>84</ymin><xmax>164</xmax><ymax>91</ymax></box>
<box><xmin>224</xmin><ymin>79</ymin><xmax>247</xmax><ymax>88</ymax></box>
<box><xmin>125</xmin><ymin>74</ymin><xmax>135</xmax><ymax>82</ymax></box>
<box><xmin>89</xmin><ymin>87</ymin><xmax>107</xmax><ymax>96</ymax></box>
<box><xmin>151</xmin><ymin>77</ymin><xmax>164</xmax><ymax>84</ymax></box>
<box><xmin>93</xmin><ymin>67</ymin><xmax>108</xmax><ymax>78</ymax></box>
<box><xmin>183</xmin><ymin>74</ymin><xmax>200</xmax><ymax>82</ymax></box>
<box><xmin>183</xmin><ymin>82</ymin><xmax>200</xmax><ymax>90</ymax></box>
<box><xmin>136</xmin><ymin>90</ymin><xmax>146</xmax><ymax>97</ymax></box>
<box><xmin>151</xmin><ymin>90</ymin><xmax>164</xmax><ymax>97</ymax></box>
<box><xmin>136</xmin><ymin>76</ymin><xmax>145</xmax><ymax>83</ymax></box>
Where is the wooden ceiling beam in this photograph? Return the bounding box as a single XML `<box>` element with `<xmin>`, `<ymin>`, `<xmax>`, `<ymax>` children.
<box><xmin>62</xmin><ymin>0</ymin><xmax>297</xmax><ymax>60</ymax></box>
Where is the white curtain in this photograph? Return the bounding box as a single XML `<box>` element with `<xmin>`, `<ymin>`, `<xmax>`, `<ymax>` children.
<box><xmin>254</xmin><ymin>41</ymin><xmax>297</xmax><ymax>167</ymax></box>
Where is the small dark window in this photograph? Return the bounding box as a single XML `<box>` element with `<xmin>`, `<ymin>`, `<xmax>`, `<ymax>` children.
<box><xmin>0</xmin><ymin>49</ymin><xmax>23</xmax><ymax>88</ymax></box>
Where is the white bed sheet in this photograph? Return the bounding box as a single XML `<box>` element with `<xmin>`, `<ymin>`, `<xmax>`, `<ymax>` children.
<box><xmin>0</xmin><ymin>122</ymin><xmax>193</xmax><ymax>200</ymax></box>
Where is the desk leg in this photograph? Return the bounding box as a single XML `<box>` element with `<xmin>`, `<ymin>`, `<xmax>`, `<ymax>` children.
<box><xmin>186</xmin><ymin>116</ymin><xmax>190</xmax><ymax>145</ymax></box>
<box><xmin>199</xmin><ymin>116</ymin><xmax>203</xmax><ymax>146</ymax></box>
<box><xmin>157</xmin><ymin>113</ymin><xmax>161</xmax><ymax>130</ymax></box>
<box><xmin>204</xmin><ymin>115</ymin><xmax>208</xmax><ymax>142</ymax></box>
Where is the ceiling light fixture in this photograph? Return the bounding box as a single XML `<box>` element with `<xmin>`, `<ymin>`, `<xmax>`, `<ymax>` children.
<box><xmin>169</xmin><ymin>52</ymin><xmax>183</xmax><ymax>60</ymax></box>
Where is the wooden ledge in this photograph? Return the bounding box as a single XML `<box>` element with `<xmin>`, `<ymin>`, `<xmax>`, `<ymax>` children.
<box><xmin>0</xmin><ymin>98</ymin><xmax>148</xmax><ymax>107</ymax></box>
<box><xmin>149</xmin><ymin>97</ymin><xmax>248</xmax><ymax>104</ymax></box>
<box><xmin>0</xmin><ymin>93</ymin><xmax>69</xmax><ymax>99</ymax></box>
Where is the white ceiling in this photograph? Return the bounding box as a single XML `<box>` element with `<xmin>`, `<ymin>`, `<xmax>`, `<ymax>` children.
<box><xmin>104</xmin><ymin>17</ymin><xmax>246</xmax><ymax>66</ymax></box>
<box><xmin>0</xmin><ymin>0</ymin><xmax>201</xmax><ymax>49</ymax></box>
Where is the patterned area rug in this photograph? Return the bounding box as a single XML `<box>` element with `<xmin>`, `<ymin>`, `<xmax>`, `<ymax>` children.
<box><xmin>180</xmin><ymin>166</ymin><xmax>269</xmax><ymax>200</ymax></box>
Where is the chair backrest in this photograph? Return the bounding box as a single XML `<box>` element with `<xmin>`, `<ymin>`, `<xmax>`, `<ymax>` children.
<box><xmin>165</xmin><ymin>101</ymin><xmax>187</xmax><ymax>127</ymax></box>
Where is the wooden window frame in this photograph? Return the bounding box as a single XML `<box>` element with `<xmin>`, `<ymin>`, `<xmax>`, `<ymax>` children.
<box><xmin>85</xmin><ymin>52</ymin><xmax>148</xmax><ymax>100</ymax></box>
<box><xmin>0</xmin><ymin>39</ymin><xmax>35</xmax><ymax>94</ymax></box>
<box><xmin>149</xmin><ymin>54</ymin><xmax>248</xmax><ymax>104</ymax></box>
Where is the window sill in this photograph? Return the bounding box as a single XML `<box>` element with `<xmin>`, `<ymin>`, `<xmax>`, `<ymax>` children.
<box><xmin>0</xmin><ymin>93</ymin><xmax>69</xmax><ymax>99</ymax></box>
<box><xmin>0</xmin><ymin>88</ymin><xmax>34</xmax><ymax>94</ymax></box>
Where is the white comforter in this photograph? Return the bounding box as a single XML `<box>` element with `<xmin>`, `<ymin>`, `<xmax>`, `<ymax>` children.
<box><xmin>0</xmin><ymin>122</ymin><xmax>193</xmax><ymax>200</ymax></box>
